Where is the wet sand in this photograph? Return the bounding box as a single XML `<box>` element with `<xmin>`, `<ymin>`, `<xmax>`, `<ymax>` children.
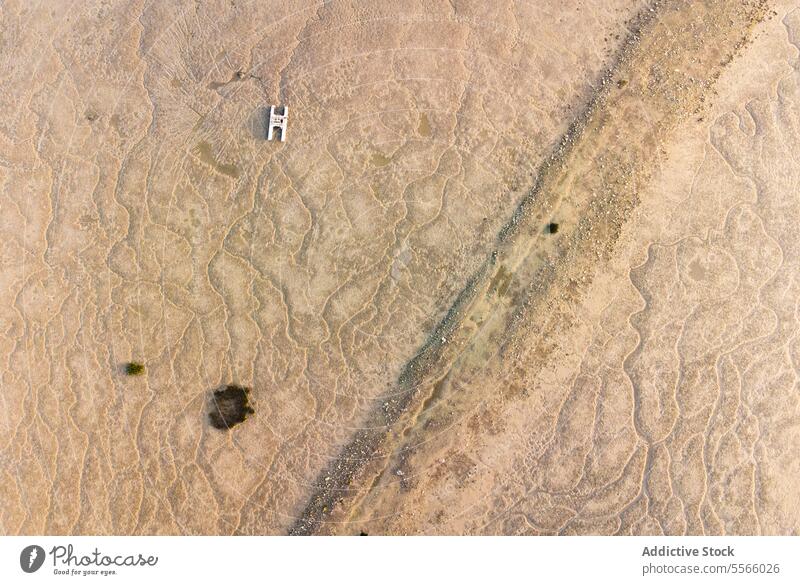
<box><xmin>338</xmin><ymin>1</ymin><xmax>800</xmax><ymax>535</ymax></box>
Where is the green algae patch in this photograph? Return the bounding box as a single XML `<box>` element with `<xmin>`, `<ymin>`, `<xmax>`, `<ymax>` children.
<box><xmin>193</xmin><ymin>141</ymin><xmax>241</xmax><ymax>179</ymax></box>
<box><xmin>370</xmin><ymin>152</ymin><xmax>391</xmax><ymax>167</ymax></box>
<box><xmin>123</xmin><ymin>362</ymin><xmax>145</xmax><ymax>376</ymax></box>
<box><xmin>209</xmin><ymin>385</ymin><xmax>255</xmax><ymax>430</ymax></box>
<box><xmin>418</xmin><ymin>113</ymin><xmax>431</xmax><ymax>137</ymax></box>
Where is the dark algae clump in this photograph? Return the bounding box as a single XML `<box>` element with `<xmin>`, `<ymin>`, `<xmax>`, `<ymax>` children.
<box><xmin>209</xmin><ymin>385</ymin><xmax>255</xmax><ymax>430</ymax></box>
<box><xmin>123</xmin><ymin>362</ymin><xmax>145</xmax><ymax>376</ymax></box>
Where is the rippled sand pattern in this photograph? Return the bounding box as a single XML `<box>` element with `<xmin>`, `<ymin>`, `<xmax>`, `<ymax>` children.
<box><xmin>341</xmin><ymin>3</ymin><xmax>800</xmax><ymax>535</ymax></box>
<box><xmin>1</xmin><ymin>0</ymin><xmax>798</xmax><ymax>535</ymax></box>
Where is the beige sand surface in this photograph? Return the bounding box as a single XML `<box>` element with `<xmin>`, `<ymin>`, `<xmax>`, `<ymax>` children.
<box><xmin>340</xmin><ymin>2</ymin><xmax>800</xmax><ymax>535</ymax></box>
<box><xmin>1</xmin><ymin>0</ymin><xmax>798</xmax><ymax>535</ymax></box>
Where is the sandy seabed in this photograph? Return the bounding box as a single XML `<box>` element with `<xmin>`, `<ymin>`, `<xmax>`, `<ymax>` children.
<box><xmin>1</xmin><ymin>0</ymin><xmax>799</xmax><ymax>535</ymax></box>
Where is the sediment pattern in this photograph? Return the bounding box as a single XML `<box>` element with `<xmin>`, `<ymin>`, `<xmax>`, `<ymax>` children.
<box><xmin>337</xmin><ymin>3</ymin><xmax>800</xmax><ymax>535</ymax></box>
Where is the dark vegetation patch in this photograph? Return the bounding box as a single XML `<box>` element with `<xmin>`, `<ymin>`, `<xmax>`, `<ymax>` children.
<box><xmin>546</xmin><ymin>222</ymin><xmax>559</xmax><ymax>234</ymax></box>
<box><xmin>123</xmin><ymin>362</ymin><xmax>145</xmax><ymax>376</ymax></box>
<box><xmin>209</xmin><ymin>385</ymin><xmax>254</xmax><ymax>430</ymax></box>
